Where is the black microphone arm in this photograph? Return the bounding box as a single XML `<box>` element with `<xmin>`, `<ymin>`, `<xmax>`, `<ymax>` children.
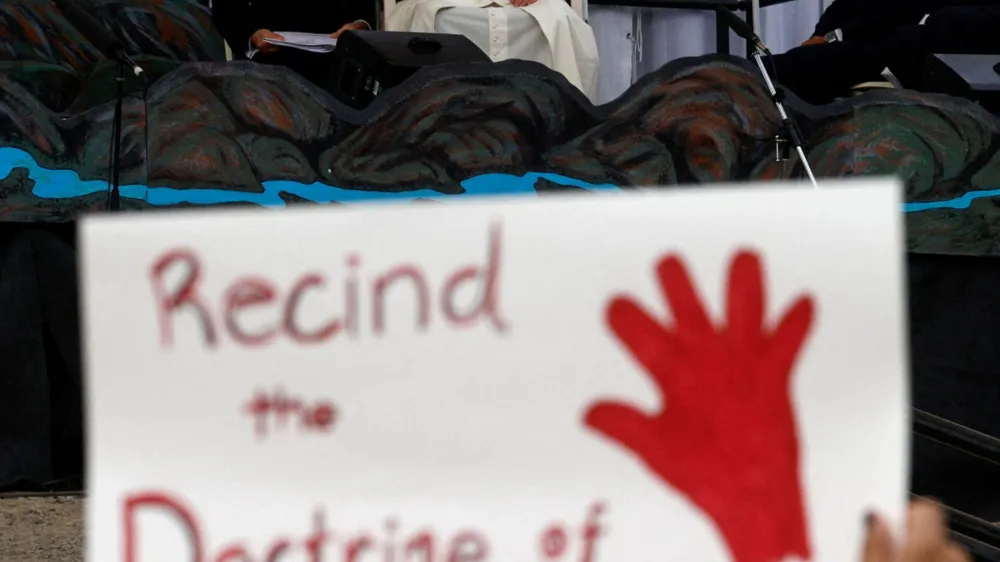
<box><xmin>53</xmin><ymin>0</ymin><xmax>144</xmax><ymax>75</ymax></box>
<box><xmin>713</xmin><ymin>5</ymin><xmax>768</xmax><ymax>54</ymax></box>
<box><xmin>714</xmin><ymin>6</ymin><xmax>818</xmax><ymax>188</ymax></box>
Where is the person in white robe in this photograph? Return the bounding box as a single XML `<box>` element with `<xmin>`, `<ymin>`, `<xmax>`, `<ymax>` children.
<box><xmin>386</xmin><ymin>0</ymin><xmax>600</xmax><ymax>100</ymax></box>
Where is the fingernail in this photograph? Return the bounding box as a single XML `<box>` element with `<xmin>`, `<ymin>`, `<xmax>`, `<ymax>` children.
<box><xmin>864</xmin><ymin>512</ymin><xmax>875</xmax><ymax>528</ymax></box>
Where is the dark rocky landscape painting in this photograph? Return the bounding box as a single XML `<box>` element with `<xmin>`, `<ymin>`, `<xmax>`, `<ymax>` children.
<box><xmin>3</xmin><ymin>0</ymin><xmax>1000</xmax><ymax>256</ymax></box>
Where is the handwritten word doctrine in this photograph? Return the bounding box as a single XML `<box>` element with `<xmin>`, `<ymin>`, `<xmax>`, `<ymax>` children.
<box><xmin>124</xmin><ymin>491</ymin><xmax>607</xmax><ymax>562</ymax></box>
<box><xmin>149</xmin><ymin>224</ymin><xmax>507</xmax><ymax>349</ymax></box>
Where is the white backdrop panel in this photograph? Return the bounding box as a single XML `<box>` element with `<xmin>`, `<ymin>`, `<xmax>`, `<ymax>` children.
<box><xmin>590</xmin><ymin>0</ymin><xmax>826</xmax><ymax>104</ymax></box>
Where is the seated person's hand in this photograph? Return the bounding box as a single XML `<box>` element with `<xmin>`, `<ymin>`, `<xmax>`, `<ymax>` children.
<box><xmin>252</xmin><ymin>29</ymin><xmax>284</xmax><ymax>53</ymax></box>
<box><xmin>801</xmin><ymin>35</ymin><xmax>828</xmax><ymax>46</ymax></box>
<box><xmin>512</xmin><ymin>0</ymin><xmax>539</xmax><ymax>5</ymax></box>
<box><xmin>331</xmin><ymin>21</ymin><xmax>369</xmax><ymax>39</ymax></box>
<box><xmin>863</xmin><ymin>500</ymin><xmax>970</xmax><ymax>562</ymax></box>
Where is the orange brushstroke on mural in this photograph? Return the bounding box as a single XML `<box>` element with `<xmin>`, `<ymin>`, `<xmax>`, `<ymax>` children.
<box><xmin>238</xmin><ymin>93</ymin><xmax>292</xmax><ymax>133</ymax></box>
<box><xmin>21</xmin><ymin>20</ymin><xmax>43</xmax><ymax>44</ymax></box>
<box><xmin>758</xmin><ymin>161</ymin><xmax>783</xmax><ymax>181</ymax></box>
<box><xmin>156</xmin><ymin>13</ymin><xmax>188</xmax><ymax>51</ymax></box>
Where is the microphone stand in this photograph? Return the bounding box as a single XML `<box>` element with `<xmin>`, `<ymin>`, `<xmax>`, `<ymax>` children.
<box><xmin>53</xmin><ymin>0</ymin><xmax>144</xmax><ymax>210</ymax></box>
<box><xmin>750</xmin><ymin>46</ymin><xmax>819</xmax><ymax>188</ymax></box>
<box><xmin>109</xmin><ymin>52</ymin><xmax>125</xmax><ymax>211</ymax></box>
<box><xmin>108</xmin><ymin>50</ymin><xmax>144</xmax><ymax>212</ymax></box>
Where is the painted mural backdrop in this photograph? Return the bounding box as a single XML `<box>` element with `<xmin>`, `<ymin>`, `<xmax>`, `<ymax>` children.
<box><xmin>3</xmin><ymin>0</ymin><xmax>1000</xmax><ymax>255</ymax></box>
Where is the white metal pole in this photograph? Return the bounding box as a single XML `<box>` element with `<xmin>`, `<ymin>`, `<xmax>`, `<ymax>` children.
<box><xmin>752</xmin><ymin>50</ymin><xmax>819</xmax><ymax>188</ymax></box>
<box><xmin>751</xmin><ymin>0</ymin><xmax>761</xmax><ymax>35</ymax></box>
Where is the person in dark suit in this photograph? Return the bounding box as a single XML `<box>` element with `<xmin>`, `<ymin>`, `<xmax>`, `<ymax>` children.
<box><xmin>211</xmin><ymin>0</ymin><xmax>377</xmax><ymax>85</ymax></box>
<box><xmin>771</xmin><ymin>0</ymin><xmax>1000</xmax><ymax>105</ymax></box>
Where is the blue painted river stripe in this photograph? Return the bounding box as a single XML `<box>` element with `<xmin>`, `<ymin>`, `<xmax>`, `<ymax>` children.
<box><xmin>1</xmin><ymin>146</ymin><xmax>991</xmax><ymax>212</ymax></box>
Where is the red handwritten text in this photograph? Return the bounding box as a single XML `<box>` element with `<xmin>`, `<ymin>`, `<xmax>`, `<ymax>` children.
<box><xmin>122</xmin><ymin>491</ymin><xmax>607</xmax><ymax>562</ymax></box>
<box><xmin>244</xmin><ymin>388</ymin><xmax>337</xmax><ymax>439</ymax></box>
<box><xmin>149</xmin><ymin>224</ymin><xmax>507</xmax><ymax>350</ymax></box>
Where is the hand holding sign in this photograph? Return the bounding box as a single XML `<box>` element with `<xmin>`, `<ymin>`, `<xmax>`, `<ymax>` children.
<box><xmin>586</xmin><ymin>250</ymin><xmax>815</xmax><ymax>562</ymax></box>
<box><xmin>864</xmin><ymin>501</ymin><xmax>972</xmax><ymax>562</ymax></box>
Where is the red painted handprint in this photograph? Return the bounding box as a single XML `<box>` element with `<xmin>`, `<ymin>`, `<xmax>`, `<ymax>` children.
<box><xmin>585</xmin><ymin>250</ymin><xmax>814</xmax><ymax>562</ymax></box>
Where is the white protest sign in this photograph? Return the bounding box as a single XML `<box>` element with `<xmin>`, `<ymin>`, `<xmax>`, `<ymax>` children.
<box><xmin>81</xmin><ymin>180</ymin><xmax>909</xmax><ymax>562</ymax></box>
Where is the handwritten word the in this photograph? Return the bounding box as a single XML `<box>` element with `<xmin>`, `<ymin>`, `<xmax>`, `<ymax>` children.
<box><xmin>149</xmin><ymin>224</ymin><xmax>507</xmax><ymax>350</ymax></box>
<box><xmin>122</xmin><ymin>491</ymin><xmax>607</xmax><ymax>562</ymax></box>
<box><xmin>244</xmin><ymin>388</ymin><xmax>337</xmax><ymax>438</ymax></box>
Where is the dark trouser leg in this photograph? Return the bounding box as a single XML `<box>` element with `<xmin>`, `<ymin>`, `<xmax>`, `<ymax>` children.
<box><xmin>880</xmin><ymin>6</ymin><xmax>1000</xmax><ymax>88</ymax></box>
<box><xmin>0</xmin><ymin>228</ymin><xmax>52</xmax><ymax>487</ymax></box>
<box><xmin>0</xmin><ymin>225</ymin><xmax>83</xmax><ymax>489</ymax></box>
<box><xmin>770</xmin><ymin>42</ymin><xmax>886</xmax><ymax>105</ymax></box>
<box><xmin>771</xmin><ymin>6</ymin><xmax>1000</xmax><ymax>104</ymax></box>
<box><xmin>30</xmin><ymin>227</ymin><xmax>83</xmax><ymax>482</ymax></box>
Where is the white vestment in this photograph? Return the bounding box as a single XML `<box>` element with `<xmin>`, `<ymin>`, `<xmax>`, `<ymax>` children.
<box><xmin>387</xmin><ymin>0</ymin><xmax>599</xmax><ymax>99</ymax></box>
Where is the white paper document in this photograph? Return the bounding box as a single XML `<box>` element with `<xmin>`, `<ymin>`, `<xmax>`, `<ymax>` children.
<box><xmin>265</xmin><ymin>31</ymin><xmax>338</xmax><ymax>53</ymax></box>
<box><xmin>81</xmin><ymin>180</ymin><xmax>909</xmax><ymax>562</ymax></box>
